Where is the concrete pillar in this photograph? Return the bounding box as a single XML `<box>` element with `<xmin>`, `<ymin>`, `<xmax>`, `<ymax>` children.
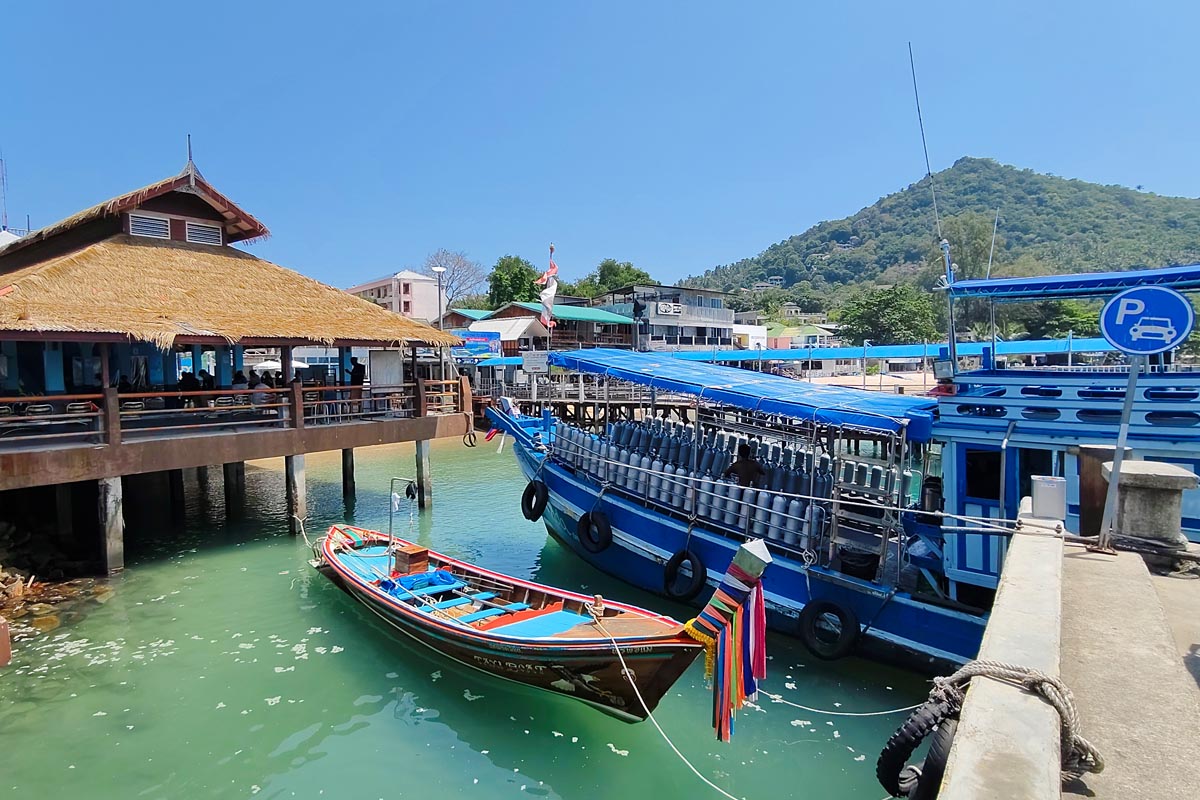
<box><xmin>233</xmin><ymin>345</ymin><xmax>244</xmax><ymax>374</ymax></box>
<box><xmin>43</xmin><ymin>344</ymin><xmax>65</xmax><ymax>393</ymax></box>
<box><xmin>415</xmin><ymin>439</ymin><xmax>432</xmax><ymax>508</ymax></box>
<box><xmin>286</xmin><ymin>454</ymin><xmax>307</xmax><ymax>534</ymax></box>
<box><xmin>98</xmin><ymin>476</ymin><xmax>124</xmax><ymax>574</ymax></box>
<box><xmin>168</xmin><ymin>469</ymin><xmax>186</xmax><ymax>520</ymax></box>
<box><xmin>191</xmin><ymin>345</ymin><xmax>203</xmax><ymax>375</ymax></box>
<box><xmin>215</xmin><ymin>346</ymin><xmax>233</xmax><ymax>388</ymax></box>
<box><xmin>342</xmin><ymin>448</ymin><xmax>356</xmax><ymax>504</ymax></box>
<box><xmin>1103</xmin><ymin>460</ymin><xmax>1198</xmax><ymax>550</ymax></box>
<box><xmin>55</xmin><ymin>483</ymin><xmax>74</xmax><ymax>538</ymax></box>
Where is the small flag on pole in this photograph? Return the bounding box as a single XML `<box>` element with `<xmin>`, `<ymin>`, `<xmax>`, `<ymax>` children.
<box><xmin>535</xmin><ymin>243</ymin><xmax>559</xmax><ymax>329</ymax></box>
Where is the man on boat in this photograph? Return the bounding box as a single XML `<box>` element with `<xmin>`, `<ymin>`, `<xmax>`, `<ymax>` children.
<box><xmin>725</xmin><ymin>443</ymin><xmax>766</xmax><ymax>487</ymax></box>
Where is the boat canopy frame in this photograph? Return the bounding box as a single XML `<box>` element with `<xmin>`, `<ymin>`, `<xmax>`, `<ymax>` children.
<box><xmin>942</xmin><ymin>262</ymin><xmax>1200</xmax><ymax>301</ymax></box>
<box><xmin>548</xmin><ymin>348</ymin><xmax>937</xmax><ymax>442</ymax></box>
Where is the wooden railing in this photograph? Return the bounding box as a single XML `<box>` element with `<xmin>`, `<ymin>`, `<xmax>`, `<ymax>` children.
<box><xmin>0</xmin><ymin>392</ymin><xmax>106</xmax><ymax>446</ymax></box>
<box><xmin>0</xmin><ymin>377</ymin><xmax>466</xmax><ymax>451</ymax></box>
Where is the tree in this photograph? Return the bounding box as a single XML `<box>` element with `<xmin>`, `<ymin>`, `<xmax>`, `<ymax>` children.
<box><xmin>451</xmin><ymin>292</ymin><xmax>491</xmax><ymax>311</ymax></box>
<box><xmin>835</xmin><ymin>284</ymin><xmax>939</xmax><ymax>346</ymax></box>
<box><xmin>422</xmin><ymin>249</ymin><xmax>486</xmax><ymax>305</ymax></box>
<box><xmin>593</xmin><ymin>258</ymin><xmax>653</xmax><ymax>292</ymax></box>
<box><xmin>1010</xmin><ymin>299</ymin><xmax>1099</xmax><ymax>339</ymax></box>
<box><xmin>487</xmin><ymin>255</ymin><xmax>540</xmax><ymax>307</ymax></box>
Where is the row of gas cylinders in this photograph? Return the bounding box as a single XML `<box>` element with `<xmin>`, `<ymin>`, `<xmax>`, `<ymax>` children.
<box><xmin>554</xmin><ymin>423</ymin><xmax>830</xmax><ymax>548</ymax></box>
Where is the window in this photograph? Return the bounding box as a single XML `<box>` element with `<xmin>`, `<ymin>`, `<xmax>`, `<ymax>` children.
<box><xmin>402</xmin><ymin>283</ymin><xmax>412</xmax><ymax>295</ymax></box>
<box><xmin>129</xmin><ymin>214</ymin><xmax>170</xmax><ymax>239</ymax></box>
<box><xmin>402</xmin><ymin>301</ymin><xmax>412</xmax><ymax>314</ymax></box>
<box><xmin>964</xmin><ymin>448</ymin><xmax>1001</xmax><ymax>502</ymax></box>
<box><xmin>185</xmin><ymin>222</ymin><xmax>223</xmax><ymax>245</ymax></box>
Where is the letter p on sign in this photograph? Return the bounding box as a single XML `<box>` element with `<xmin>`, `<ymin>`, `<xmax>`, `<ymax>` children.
<box><xmin>1115</xmin><ymin>297</ymin><xmax>1145</xmax><ymax>325</ymax></box>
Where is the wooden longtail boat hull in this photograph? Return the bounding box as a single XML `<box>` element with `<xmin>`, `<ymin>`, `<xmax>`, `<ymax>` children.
<box><xmin>312</xmin><ymin>527</ymin><xmax>703</xmax><ymax>722</ymax></box>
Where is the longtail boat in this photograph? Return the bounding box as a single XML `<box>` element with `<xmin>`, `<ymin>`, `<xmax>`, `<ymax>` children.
<box><xmin>311</xmin><ymin>524</ymin><xmax>705</xmax><ymax>722</ymax></box>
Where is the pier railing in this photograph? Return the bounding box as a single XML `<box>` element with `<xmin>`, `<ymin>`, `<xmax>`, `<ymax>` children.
<box><xmin>0</xmin><ymin>392</ymin><xmax>106</xmax><ymax>446</ymax></box>
<box><xmin>0</xmin><ymin>377</ymin><xmax>466</xmax><ymax>452</ymax></box>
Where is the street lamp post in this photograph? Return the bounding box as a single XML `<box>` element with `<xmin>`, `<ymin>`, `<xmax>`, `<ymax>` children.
<box><xmin>862</xmin><ymin>339</ymin><xmax>872</xmax><ymax>391</ymax></box>
<box><xmin>432</xmin><ymin>265</ymin><xmax>447</xmax><ymax>380</ymax></box>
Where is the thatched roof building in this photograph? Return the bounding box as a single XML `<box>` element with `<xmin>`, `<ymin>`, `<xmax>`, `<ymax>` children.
<box><xmin>0</xmin><ymin>161</ymin><xmax>458</xmax><ymax>349</ymax></box>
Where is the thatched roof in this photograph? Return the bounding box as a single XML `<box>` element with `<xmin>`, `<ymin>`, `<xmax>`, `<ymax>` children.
<box><xmin>0</xmin><ymin>161</ymin><xmax>269</xmax><ymax>259</ymax></box>
<box><xmin>0</xmin><ymin>234</ymin><xmax>460</xmax><ymax>348</ymax></box>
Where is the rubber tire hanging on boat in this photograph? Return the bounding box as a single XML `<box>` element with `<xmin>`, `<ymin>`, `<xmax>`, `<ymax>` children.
<box><xmin>662</xmin><ymin>549</ymin><xmax>707</xmax><ymax>601</ymax></box>
<box><xmin>577</xmin><ymin>511</ymin><xmax>612</xmax><ymax>553</ymax></box>
<box><xmin>875</xmin><ymin>698</ymin><xmax>958</xmax><ymax>798</ymax></box>
<box><xmin>521</xmin><ymin>480</ymin><xmax>549</xmax><ymax>521</ymax></box>
<box><xmin>797</xmin><ymin>600</ymin><xmax>860</xmax><ymax>661</ymax></box>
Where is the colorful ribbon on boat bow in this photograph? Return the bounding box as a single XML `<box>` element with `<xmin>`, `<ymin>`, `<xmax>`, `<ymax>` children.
<box><xmin>684</xmin><ymin>539</ymin><xmax>772</xmax><ymax>741</ymax></box>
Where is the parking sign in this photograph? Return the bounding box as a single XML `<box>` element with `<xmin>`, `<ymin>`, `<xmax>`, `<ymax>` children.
<box><xmin>1100</xmin><ymin>286</ymin><xmax>1195</xmax><ymax>356</ymax></box>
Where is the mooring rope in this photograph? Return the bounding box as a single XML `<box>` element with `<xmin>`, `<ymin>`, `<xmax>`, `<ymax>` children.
<box><xmin>929</xmin><ymin>659</ymin><xmax>1104</xmax><ymax>780</ymax></box>
<box><xmin>762</xmin><ymin>692</ymin><xmax>924</xmax><ymax>718</ymax></box>
<box><xmin>586</xmin><ymin>607</ymin><xmax>746</xmax><ymax>800</ymax></box>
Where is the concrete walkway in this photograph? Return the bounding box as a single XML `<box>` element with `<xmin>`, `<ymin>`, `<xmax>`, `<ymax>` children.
<box><xmin>1061</xmin><ymin>545</ymin><xmax>1200</xmax><ymax>798</ymax></box>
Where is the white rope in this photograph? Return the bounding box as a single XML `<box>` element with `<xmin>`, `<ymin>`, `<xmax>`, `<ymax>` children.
<box><xmin>761</xmin><ymin>691</ymin><xmax>923</xmax><ymax>717</ymax></box>
<box><xmin>586</xmin><ymin>608</ymin><xmax>746</xmax><ymax>800</ymax></box>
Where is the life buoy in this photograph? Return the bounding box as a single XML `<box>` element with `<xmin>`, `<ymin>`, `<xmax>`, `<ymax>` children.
<box><xmin>876</xmin><ymin>699</ymin><xmax>957</xmax><ymax>798</ymax></box>
<box><xmin>663</xmin><ymin>549</ymin><xmax>707</xmax><ymax>601</ymax></box>
<box><xmin>577</xmin><ymin>510</ymin><xmax>612</xmax><ymax>553</ymax></box>
<box><xmin>521</xmin><ymin>480</ymin><xmax>549</xmax><ymax>521</ymax></box>
<box><xmin>797</xmin><ymin>600</ymin><xmax>860</xmax><ymax>660</ymax></box>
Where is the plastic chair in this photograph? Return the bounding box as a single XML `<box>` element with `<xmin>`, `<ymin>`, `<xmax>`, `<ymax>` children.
<box><xmin>25</xmin><ymin>403</ymin><xmax>53</xmax><ymax>416</ymax></box>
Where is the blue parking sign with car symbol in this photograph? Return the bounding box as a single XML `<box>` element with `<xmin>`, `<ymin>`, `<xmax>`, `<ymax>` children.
<box><xmin>1100</xmin><ymin>286</ymin><xmax>1195</xmax><ymax>355</ymax></box>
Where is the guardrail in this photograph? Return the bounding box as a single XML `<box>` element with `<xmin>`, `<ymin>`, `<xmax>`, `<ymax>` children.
<box><xmin>0</xmin><ymin>392</ymin><xmax>106</xmax><ymax>446</ymax></box>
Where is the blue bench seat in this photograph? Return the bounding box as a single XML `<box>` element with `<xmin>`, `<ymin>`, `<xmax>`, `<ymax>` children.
<box><xmin>458</xmin><ymin>602</ymin><xmax>532</xmax><ymax>624</ymax></box>
<box><xmin>432</xmin><ymin>592</ymin><xmax>497</xmax><ymax>610</ymax></box>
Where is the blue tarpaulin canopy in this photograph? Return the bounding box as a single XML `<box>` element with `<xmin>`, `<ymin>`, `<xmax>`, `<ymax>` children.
<box><xmin>668</xmin><ymin>336</ymin><xmax>1113</xmax><ymax>363</ymax></box>
<box><xmin>549</xmin><ymin>349</ymin><xmax>938</xmax><ymax>441</ymax></box>
<box><xmin>944</xmin><ymin>263</ymin><xmax>1200</xmax><ymax>300</ymax></box>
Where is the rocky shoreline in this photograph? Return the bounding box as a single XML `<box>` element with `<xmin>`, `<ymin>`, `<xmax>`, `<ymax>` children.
<box><xmin>1</xmin><ymin>566</ymin><xmax>114</xmax><ymax>638</ymax></box>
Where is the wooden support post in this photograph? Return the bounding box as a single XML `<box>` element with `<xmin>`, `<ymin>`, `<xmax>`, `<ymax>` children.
<box><xmin>290</xmin><ymin>381</ymin><xmax>305</xmax><ymax>429</ymax></box>
<box><xmin>55</xmin><ymin>483</ymin><xmax>73</xmax><ymax>538</ymax></box>
<box><xmin>168</xmin><ymin>469</ymin><xmax>186</xmax><ymax>520</ymax></box>
<box><xmin>342</xmin><ymin>448</ymin><xmax>355</xmax><ymax>505</ymax></box>
<box><xmin>459</xmin><ymin>374</ymin><xmax>472</xmax><ymax>416</ymax></box>
<box><xmin>415</xmin><ymin>439</ymin><xmax>432</xmax><ymax>509</ymax></box>
<box><xmin>98</xmin><ymin>476</ymin><xmax>124</xmax><ymax>574</ymax></box>
<box><xmin>102</xmin><ymin>386</ymin><xmax>121</xmax><ymax>446</ymax></box>
<box><xmin>416</xmin><ymin>378</ymin><xmax>428</xmax><ymax>418</ymax></box>
<box><xmin>286</xmin><ymin>454</ymin><xmax>307</xmax><ymax>534</ymax></box>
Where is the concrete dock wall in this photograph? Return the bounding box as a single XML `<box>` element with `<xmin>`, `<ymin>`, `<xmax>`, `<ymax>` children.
<box><xmin>940</xmin><ymin>519</ymin><xmax>1064</xmax><ymax>799</ymax></box>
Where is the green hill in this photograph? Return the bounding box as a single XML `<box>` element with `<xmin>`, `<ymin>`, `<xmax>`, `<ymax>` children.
<box><xmin>685</xmin><ymin>157</ymin><xmax>1200</xmax><ymax>299</ymax></box>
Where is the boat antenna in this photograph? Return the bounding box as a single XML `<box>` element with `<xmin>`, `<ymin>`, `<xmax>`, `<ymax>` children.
<box><xmin>987</xmin><ymin>207</ymin><xmax>1001</xmax><ymax>360</ymax></box>
<box><xmin>908</xmin><ymin>42</ymin><xmax>957</xmax><ymax>368</ymax></box>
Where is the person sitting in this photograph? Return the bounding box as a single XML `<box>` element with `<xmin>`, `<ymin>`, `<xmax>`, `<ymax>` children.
<box><xmin>117</xmin><ymin>377</ymin><xmax>133</xmax><ymax>394</ymax></box>
<box><xmin>232</xmin><ymin>371</ymin><xmax>249</xmax><ymax>391</ymax></box>
<box><xmin>197</xmin><ymin>370</ymin><xmax>214</xmax><ymax>391</ymax></box>
<box><xmin>250</xmin><ymin>375</ymin><xmax>270</xmax><ymax>406</ymax></box>
<box><xmin>724</xmin><ymin>443</ymin><xmax>766</xmax><ymax>487</ymax></box>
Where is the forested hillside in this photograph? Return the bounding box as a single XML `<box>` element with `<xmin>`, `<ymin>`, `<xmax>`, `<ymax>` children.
<box><xmin>685</xmin><ymin>157</ymin><xmax>1200</xmax><ymax>298</ymax></box>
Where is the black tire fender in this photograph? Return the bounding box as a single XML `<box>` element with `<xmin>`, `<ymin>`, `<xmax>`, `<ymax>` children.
<box><xmin>521</xmin><ymin>480</ymin><xmax>549</xmax><ymax>521</ymax></box>
<box><xmin>577</xmin><ymin>510</ymin><xmax>613</xmax><ymax>553</ymax></box>
<box><xmin>797</xmin><ymin>600</ymin><xmax>860</xmax><ymax>661</ymax></box>
<box><xmin>904</xmin><ymin>717</ymin><xmax>958</xmax><ymax>800</ymax></box>
<box><xmin>663</xmin><ymin>549</ymin><xmax>707</xmax><ymax>601</ymax></box>
<box><xmin>875</xmin><ymin>700</ymin><xmax>956</xmax><ymax>797</ymax></box>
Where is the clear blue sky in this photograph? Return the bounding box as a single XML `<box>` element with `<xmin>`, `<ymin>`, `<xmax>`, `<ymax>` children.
<box><xmin>3</xmin><ymin>1</ymin><xmax>1197</xmax><ymax>289</ymax></box>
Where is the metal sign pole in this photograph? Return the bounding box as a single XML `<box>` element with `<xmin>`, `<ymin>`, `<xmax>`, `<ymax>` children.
<box><xmin>1096</xmin><ymin>355</ymin><xmax>1142</xmax><ymax>551</ymax></box>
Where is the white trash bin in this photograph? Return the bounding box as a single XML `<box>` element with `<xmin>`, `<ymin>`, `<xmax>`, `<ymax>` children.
<box><xmin>1031</xmin><ymin>475</ymin><xmax>1067</xmax><ymax>520</ymax></box>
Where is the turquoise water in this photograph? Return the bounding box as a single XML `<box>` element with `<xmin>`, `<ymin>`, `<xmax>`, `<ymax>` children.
<box><xmin>0</xmin><ymin>439</ymin><xmax>925</xmax><ymax>798</ymax></box>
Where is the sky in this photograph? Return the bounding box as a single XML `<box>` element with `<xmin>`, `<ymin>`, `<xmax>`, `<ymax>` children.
<box><xmin>2</xmin><ymin>1</ymin><xmax>1199</xmax><ymax>290</ymax></box>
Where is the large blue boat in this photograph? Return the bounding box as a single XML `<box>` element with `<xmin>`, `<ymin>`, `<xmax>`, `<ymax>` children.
<box><xmin>487</xmin><ymin>263</ymin><xmax>1200</xmax><ymax>670</ymax></box>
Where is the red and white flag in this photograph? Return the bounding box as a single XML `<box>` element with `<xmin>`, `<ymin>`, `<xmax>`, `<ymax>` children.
<box><xmin>536</xmin><ymin>243</ymin><xmax>558</xmax><ymax>329</ymax></box>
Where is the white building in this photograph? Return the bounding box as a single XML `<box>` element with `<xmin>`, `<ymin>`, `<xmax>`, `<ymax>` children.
<box><xmin>347</xmin><ymin>270</ymin><xmax>446</xmax><ymax>324</ymax></box>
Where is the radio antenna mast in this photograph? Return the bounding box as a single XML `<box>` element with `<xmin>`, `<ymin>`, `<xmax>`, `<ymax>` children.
<box><xmin>908</xmin><ymin>43</ymin><xmax>957</xmax><ymax>367</ymax></box>
<box><xmin>1</xmin><ymin>150</ymin><xmax>9</xmax><ymax>231</ymax></box>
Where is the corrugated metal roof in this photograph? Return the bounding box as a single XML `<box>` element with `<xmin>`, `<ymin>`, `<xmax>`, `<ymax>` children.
<box><xmin>507</xmin><ymin>302</ymin><xmax>634</xmax><ymax>324</ymax></box>
<box><xmin>945</xmin><ymin>264</ymin><xmax>1200</xmax><ymax>300</ymax></box>
<box><xmin>468</xmin><ymin>317</ymin><xmax>550</xmax><ymax>341</ymax></box>
<box><xmin>449</xmin><ymin>308</ymin><xmax>493</xmax><ymax>320</ymax></box>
